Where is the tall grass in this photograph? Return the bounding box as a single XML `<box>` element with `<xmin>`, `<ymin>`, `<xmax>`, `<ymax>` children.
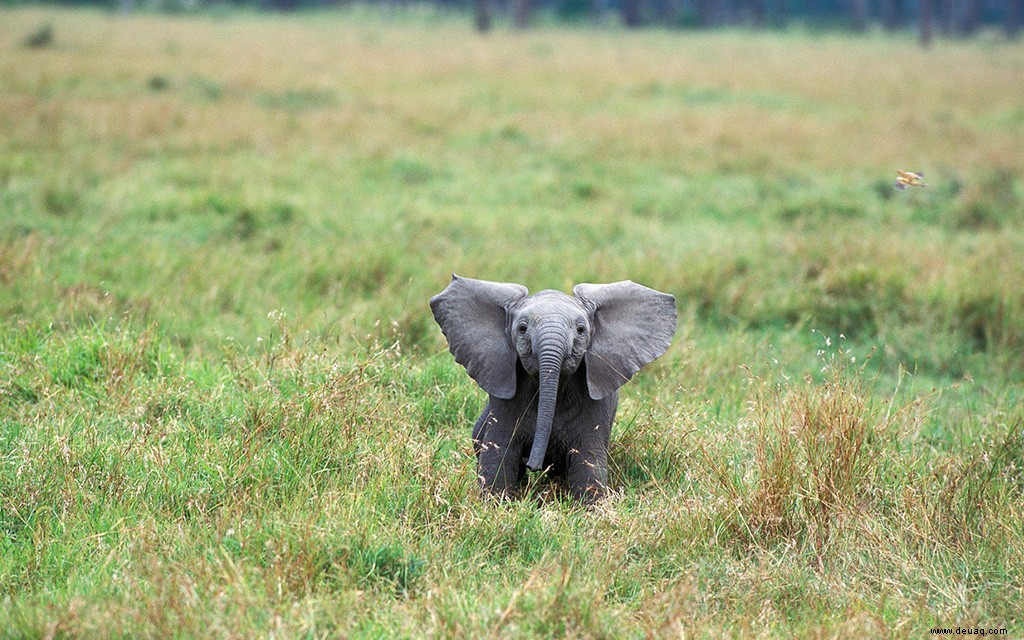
<box><xmin>1</xmin><ymin>6</ymin><xmax>1022</xmax><ymax>636</ymax></box>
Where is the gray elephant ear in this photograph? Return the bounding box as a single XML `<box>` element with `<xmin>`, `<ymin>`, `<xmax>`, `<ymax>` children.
<box><xmin>430</xmin><ymin>274</ymin><xmax>528</xmax><ymax>399</ymax></box>
<box><xmin>573</xmin><ymin>281</ymin><xmax>677</xmax><ymax>400</ymax></box>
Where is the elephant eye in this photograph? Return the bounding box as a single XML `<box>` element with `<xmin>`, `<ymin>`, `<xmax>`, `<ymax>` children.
<box><xmin>517</xmin><ymin>323</ymin><xmax>528</xmax><ymax>335</ymax></box>
<box><xmin>576</xmin><ymin>322</ymin><xmax>587</xmax><ymax>335</ymax></box>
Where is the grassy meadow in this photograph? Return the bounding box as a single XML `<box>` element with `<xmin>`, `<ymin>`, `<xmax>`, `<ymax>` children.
<box><xmin>2</xmin><ymin>6</ymin><xmax>1024</xmax><ymax>636</ymax></box>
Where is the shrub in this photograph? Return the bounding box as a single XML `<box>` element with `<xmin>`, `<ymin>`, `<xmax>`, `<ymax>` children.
<box><xmin>709</xmin><ymin>346</ymin><xmax>893</xmax><ymax>559</ymax></box>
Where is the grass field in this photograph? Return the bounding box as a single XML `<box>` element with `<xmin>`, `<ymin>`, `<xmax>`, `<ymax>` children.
<box><xmin>2</xmin><ymin>6</ymin><xmax>1023</xmax><ymax>637</ymax></box>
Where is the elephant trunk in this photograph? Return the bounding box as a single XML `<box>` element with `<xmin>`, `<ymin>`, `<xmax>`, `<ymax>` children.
<box><xmin>525</xmin><ymin>328</ymin><xmax>567</xmax><ymax>472</ymax></box>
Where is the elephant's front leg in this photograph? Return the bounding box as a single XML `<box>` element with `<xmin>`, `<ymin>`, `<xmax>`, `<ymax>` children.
<box><xmin>566</xmin><ymin>447</ymin><xmax>609</xmax><ymax>503</ymax></box>
<box><xmin>474</xmin><ymin>409</ymin><xmax>526</xmax><ymax>498</ymax></box>
<box><xmin>566</xmin><ymin>418</ymin><xmax>612</xmax><ymax>503</ymax></box>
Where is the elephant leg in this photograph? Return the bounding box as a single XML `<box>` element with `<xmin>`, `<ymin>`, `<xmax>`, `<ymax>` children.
<box><xmin>471</xmin><ymin>405</ymin><xmax>490</xmax><ymax>455</ymax></box>
<box><xmin>566</xmin><ymin>446</ymin><xmax>609</xmax><ymax>503</ymax></box>
<box><xmin>475</xmin><ymin>411</ymin><xmax>525</xmax><ymax>497</ymax></box>
<box><xmin>566</xmin><ymin>415</ymin><xmax>611</xmax><ymax>503</ymax></box>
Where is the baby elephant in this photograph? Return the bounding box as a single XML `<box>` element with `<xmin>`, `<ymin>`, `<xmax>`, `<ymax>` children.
<box><xmin>430</xmin><ymin>274</ymin><xmax>677</xmax><ymax>502</ymax></box>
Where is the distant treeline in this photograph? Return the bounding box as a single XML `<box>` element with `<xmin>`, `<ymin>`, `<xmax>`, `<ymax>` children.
<box><xmin>11</xmin><ymin>0</ymin><xmax>1024</xmax><ymax>41</ymax></box>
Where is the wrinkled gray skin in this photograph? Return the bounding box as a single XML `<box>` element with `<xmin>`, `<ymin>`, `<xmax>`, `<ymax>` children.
<box><xmin>430</xmin><ymin>275</ymin><xmax>677</xmax><ymax>503</ymax></box>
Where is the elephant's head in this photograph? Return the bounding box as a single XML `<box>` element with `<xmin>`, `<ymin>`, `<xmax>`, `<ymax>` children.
<box><xmin>430</xmin><ymin>274</ymin><xmax>677</xmax><ymax>472</ymax></box>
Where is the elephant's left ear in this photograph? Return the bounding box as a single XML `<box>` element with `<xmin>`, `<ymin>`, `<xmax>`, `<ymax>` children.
<box><xmin>573</xmin><ymin>281</ymin><xmax>677</xmax><ymax>400</ymax></box>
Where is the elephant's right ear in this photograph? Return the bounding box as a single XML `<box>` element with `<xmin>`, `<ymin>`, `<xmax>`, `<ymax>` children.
<box><xmin>429</xmin><ymin>274</ymin><xmax>528</xmax><ymax>400</ymax></box>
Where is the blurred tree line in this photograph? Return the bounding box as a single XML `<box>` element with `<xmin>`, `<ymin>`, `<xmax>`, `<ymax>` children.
<box><xmin>475</xmin><ymin>0</ymin><xmax>1021</xmax><ymax>39</ymax></box>
<box><xmin>10</xmin><ymin>0</ymin><xmax>1023</xmax><ymax>42</ymax></box>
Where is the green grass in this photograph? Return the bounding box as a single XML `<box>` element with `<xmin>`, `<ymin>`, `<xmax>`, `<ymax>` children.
<box><xmin>1</xmin><ymin>7</ymin><xmax>1023</xmax><ymax>637</ymax></box>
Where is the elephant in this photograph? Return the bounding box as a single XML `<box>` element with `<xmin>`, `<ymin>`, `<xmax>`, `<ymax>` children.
<box><xmin>430</xmin><ymin>274</ymin><xmax>677</xmax><ymax>502</ymax></box>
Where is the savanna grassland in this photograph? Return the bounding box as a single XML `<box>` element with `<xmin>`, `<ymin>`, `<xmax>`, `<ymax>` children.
<box><xmin>2</xmin><ymin>6</ymin><xmax>1024</xmax><ymax>637</ymax></box>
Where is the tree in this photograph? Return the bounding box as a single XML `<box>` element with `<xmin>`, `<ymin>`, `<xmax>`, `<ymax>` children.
<box><xmin>512</xmin><ymin>0</ymin><xmax>533</xmax><ymax>28</ymax></box>
<box><xmin>475</xmin><ymin>0</ymin><xmax>492</xmax><ymax>32</ymax></box>
<box><xmin>920</xmin><ymin>0</ymin><xmax>934</xmax><ymax>45</ymax></box>
<box><xmin>622</xmin><ymin>0</ymin><xmax>643</xmax><ymax>26</ymax></box>
<box><xmin>749</xmin><ymin>0</ymin><xmax>767</xmax><ymax>27</ymax></box>
<box><xmin>939</xmin><ymin>0</ymin><xmax>955</xmax><ymax>35</ymax></box>
<box><xmin>591</xmin><ymin>0</ymin><xmax>612</xmax><ymax>24</ymax></box>
<box><xmin>657</xmin><ymin>0</ymin><xmax>682</xmax><ymax>25</ymax></box>
<box><xmin>696</xmin><ymin>0</ymin><xmax>719</xmax><ymax>25</ymax></box>
<box><xmin>847</xmin><ymin>0</ymin><xmax>869</xmax><ymax>30</ymax></box>
<box><xmin>881</xmin><ymin>0</ymin><xmax>907</xmax><ymax>29</ymax></box>
<box><xmin>960</xmin><ymin>0</ymin><xmax>984</xmax><ymax>34</ymax></box>
<box><xmin>1008</xmin><ymin>0</ymin><xmax>1024</xmax><ymax>37</ymax></box>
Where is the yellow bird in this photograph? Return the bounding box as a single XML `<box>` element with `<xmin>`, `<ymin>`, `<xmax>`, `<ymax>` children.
<box><xmin>895</xmin><ymin>170</ymin><xmax>926</xmax><ymax>190</ymax></box>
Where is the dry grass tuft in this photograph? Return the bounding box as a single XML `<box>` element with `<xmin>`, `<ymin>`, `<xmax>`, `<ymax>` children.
<box><xmin>743</xmin><ymin>350</ymin><xmax>884</xmax><ymax>557</ymax></box>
